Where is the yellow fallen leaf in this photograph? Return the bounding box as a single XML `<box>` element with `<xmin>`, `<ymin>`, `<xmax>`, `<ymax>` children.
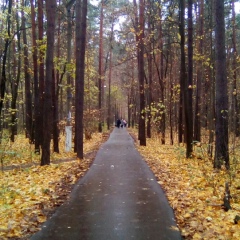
<box><xmin>37</xmin><ymin>215</ymin><xmax>47</xmax><ymax>223</ymax></box>
<box><xmin>192</xmin><ymin>232</ymin><xmax>202</xmax><ymax>239</ymax></box>
<box><xmin>184</xmin><ymin>213</ymin><xmax>191</xmax><ymax>218</ymax></box>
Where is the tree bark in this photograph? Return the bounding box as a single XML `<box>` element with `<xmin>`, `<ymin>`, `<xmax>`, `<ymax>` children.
<box><xmin>11</xmin><ymin>2</ymin><xmax>21</xmax><ymax>142</ymax></box>
<box><xmin>0</xmin><ymin>0</ymin><xmax>12</xmax><ymax>121</ymax></box>
<box><xmin>159</xmin><ymin>6</ymin><xmax>165</xmax><ymax>145</ymax></box>
<box><xmin>138</xmin><ymin>0</ymin><xmax>146</xmax><ymax>146</ymax></box>
<box><xmin>36</xmin><ymin>0</ymin><xmax>44</xmax><ymax>153</ymax></box>
<box><xmin>231</xmin><ymin>0</ymin><xmax>239</xmax><ymax>137</ymax></box>
<box><xmin>194</xmin><ymin>0</ymin><xmax>204</xmax><ymax>142</ymax></box>
<box><xmin>98</xmin><ymin>0</ymin><xmax>104</xmax><ymax>133</ymax></box>
<box><xmin>178</xmin><ymin>0</ymin><xmax>186</xmax><ymax>144</ymax></box>
<box><xmin>107</xmin><ymin>46</ymin><xmax>112</xmax><ymax>130</ymax></box>
<box><xmin>214</xmin><ymin>0</ymin><xmax>229</xmax><ymax>169</ymax></box>
<box><xmin>30</xmin><ymin>0</ymin><xmax>40</xmax><ymax>149</ymax></box>
<box><xmin>146</xmin><ymin>0</ymin><xmax>153</xmax><ymax>139</ymax></box>
<box><xmin>41</xmin><ymin>0</ymin><xmax>57</xmax><ymax>165</ymax></box>
<box><xmin>22</xmin><ymin>0</ymin><xmax>33</xmax><ymax>141</ymax></box>
<box><xmin>107</xmin><ymin>15</ymin><xmax>114</xmax><ymax>130</ymax></box>
<box><xmin>185</xmin><ymin>0</ymin><xmax>193</xmax><ymax>158</ymax></box>
<box><xmin>75</xmin><ymin>0</ymin><xmax>87</xmax><ymax>158</ymax></box>
<box><xmin>52</xmin><ymin>69</ymin><xmax>59</xmax><ymax>153</ymax></box>
<box><xmin>207</xmin><ymin>0</ymin><xmax>215</xmax><ymax>157</ymax></box>
<box><xmin>66</xmin><ymin>0</ymin><xmax>75</xmax><ymax>124</ymax></box>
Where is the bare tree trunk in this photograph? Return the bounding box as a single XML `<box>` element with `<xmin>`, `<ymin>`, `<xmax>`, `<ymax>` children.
<box><xmin>52</xmin><ymin>69</ymin><xmax>59</xmax><ymax>153</ymax></box>
<box><xmin>75</xmin><ymin>0</ymin><xmax>87</xmax><ymax>158</ymax></box>
<box><xmin>214</xmin><ymin>0</ymin><xmax>229</xmax><ymax>169</ymax></box>
<box><xmin>159</xmin><ymin>6</ymin><xmax>165</xmax><ymax>145</ymax></box>
<box><xmin>30</xmin><ymin>0</ymin><xmax>40</xmax><ymax>150</ymax></box>
<box><xmin>178</xmin><ymin>0</ymin><xmax>186</xmax><ymax>144</ymax></box>
<box><xmin>38</xmin><ymin>0</ymin><xmax>44</xmax><ymax>149</ymax></box>
<box><xmin>107</xmin><ymin>47</ymin><xmax>112</xmax><ymax>130</ymax></box>
<box><xmin>107</xmin><ymin>16</ymin><xmax>114</xmax><ymax>130</ymax></box>
<box><xmin>98</xmin><ymin>0</ymin><xmax>104</xmax><ymax>133</ymax></box>
<box><xmin>151</xmin><ymin>5</ymin><xmax>165</xmax><ymax>143</ymax></box>
<box><xmin>185</xmin><ymin>0</ymin><xmax>193</xmax><ymax>158</ymax></box>
<box><xmin>0</xmin><ymin>0</ymin><xmax>12</xmax><ymax>121</ymax></box>
<box><xmin>56</xmin><ymin>0</ymin><xmax>62</xmax><ymax>121</ymax></box>
<box><xmin>231</xmin><ymin>0</ymin><xmax>239</xmax><ymax>137</ymax></box>
<box><xmin>194</xmin><ymin>0</ymin><xmax>204</xmax><ymax>142</ymax></box>
<box><xmin>11</xmin><ymin>1</ymin><xmax>21</xmax><ymax>142</ymax></box>
<box><xmin>169</xmin><ymin>49</ymin><xmax>174</xmax><ymax>145</ymax></box>
<box><xmin>146</xmin><ymin>0</ymin><xmax>153</xmax><ymax>138</ymax></box>
<box><xmin>41</xmin><ymin>0</ymin><xmax>57</xmax><ymax>165</ymax></box>
<box><xmin>207</xmin><ymin>0</ymin><xmax>215</xmax><ymax>157</ymax></box>
<box><xmin>22</xmin><ymin>0</ymin><xmax>33</xmax><ymax>141</ymax></box>
<box><xmin>137</xmin><ymin>0</ymin><xmax>146</xmax><ymax>146</ymax></box>
<box><xmin>128</xmin><ymin>59</ymin><xmax>136</xmax><ymax>128</ymax></box>
<box><xmin>66</xmin><ymin>0</ymin><xmax>75</xmax><ymax>124</ymax></box>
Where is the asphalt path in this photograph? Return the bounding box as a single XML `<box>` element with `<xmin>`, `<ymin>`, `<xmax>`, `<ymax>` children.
<box><xmin>31</xmin><ymin>127</ymin><xmax>182</xmax><ymax>240</ymax></box>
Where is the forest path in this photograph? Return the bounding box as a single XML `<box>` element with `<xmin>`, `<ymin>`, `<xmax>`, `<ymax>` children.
<box><xmin>31</xmin><ymin>127</ymin><xmax>182</xmax><ymax>240</ymax></box>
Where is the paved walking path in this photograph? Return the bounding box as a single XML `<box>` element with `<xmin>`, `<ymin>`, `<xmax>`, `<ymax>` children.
<box><xmin>31</xmin><ymin>128</ymin><xmax>182</xmax><ymax>240</ymax></box>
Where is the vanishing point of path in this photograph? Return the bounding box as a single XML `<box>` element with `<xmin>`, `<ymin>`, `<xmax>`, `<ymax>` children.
<box><xmin>31</xmin><ymin>128</ymin><xmax>182</xmax><ymax>240</ymax></box>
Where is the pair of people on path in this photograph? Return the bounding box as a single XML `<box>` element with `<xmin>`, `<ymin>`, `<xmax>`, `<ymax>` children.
<box><xmin>116</xmin><ymin>118</ymin><xmax>127</xmax><ymax>128</ymax></box>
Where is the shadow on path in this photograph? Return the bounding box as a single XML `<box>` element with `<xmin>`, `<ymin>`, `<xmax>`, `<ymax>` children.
<box><xmin>31</xmin><ymin>128</ymin><xmax>182</xmax><ymax>240</ymax></box>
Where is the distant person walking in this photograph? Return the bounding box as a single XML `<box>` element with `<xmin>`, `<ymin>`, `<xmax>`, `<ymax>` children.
<box><xmin>121</xmin><ymin>119</ymin><xmax>124</xmax><ymax>128</ymax></box>
<box><xmin>116</xmin><ymin>119</ymin><xmax>121</xmax><ymax>128</ymax></box>
<box><xmin>121</xmin><ymin>119</ymin><xmax>127</xmax><ymax>128</ymax></box>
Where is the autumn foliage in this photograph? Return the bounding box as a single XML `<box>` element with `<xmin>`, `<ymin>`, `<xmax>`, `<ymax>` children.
<box><xmin>136</xmin><ymin>133</ymin><xmax>240</xmax><ymax>239</ymax></box>
<box><xmin>0</xmin><ymin>133</ymin><xmax>103</xmax><ymax>239</ymax></box>
<box><xmin>1</xmin><ymin>130</ymin><xmax>240</xmax><ymax>239</ymax></box>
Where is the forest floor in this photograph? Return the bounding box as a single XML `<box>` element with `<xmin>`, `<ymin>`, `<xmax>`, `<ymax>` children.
<box><xmin>0</xmin><ymin>128</ymin><xmax>240</xmax><ymax>239</ymax></box>
<box><xmin>132</xmin><ymin>130</ymin><xmax>240</xmax><ymax>240</ymax></box>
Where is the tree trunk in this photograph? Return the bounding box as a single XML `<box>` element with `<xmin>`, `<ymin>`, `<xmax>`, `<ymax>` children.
<box><xmin>0</xmin><ymin>0</ymin><xmax>12</xmax><ymax>121</ymax></box>
<box><xmin>169</xmin><ymin>48</ymin><xmax>174</xmax><ymax>145</ymax></box>
<box><xmin>11</xmin><ymin>3</ymin><xmax>21</xmax><ymax>142</ymax></box>
<box><xmin>152</xmin><ymin>5</ymin><xmax>165</xmax><ymax>143</ymax></box>
<box><xmin>185</xmin><ymin>0</ymin><xmax>193</xmax><ymax>158</ymax></box>
<box><xmin>138</xmin><ymin>0</ymin><xmax>146</xmax><ymax>146</ymax></box>
<box><xmin>178</xmin><ymin>0</ymin><xmax>186</xmax><ymax>144</ymax></box>
<box><xmin>194</xmin><ymin>0</ymin><xmax>204</xmax><ymax>142</ymax></box>
<box><xmin>207</xmin><ymin>0</ymin><xmax>215</xmax><ymax>157</ymax></box>
<box><xmin>56</xmin><ymin>0</ymin><xmax>61</xmax><ymax>121</ymax></box>
<box><xmin>75</xmin><ymin>0</ymin><xmax>87</xmax><ymax>159</ymax></box>
<box><xmin>35</xmin><ymin>0</ymin><xmax>44</xmax><ymax>153</ymax></box>
<box><xmin>66</xmin><ymin>0</ymin><xmax>75</xmax><ymax>124</ymax></box>
<box><xmin>146</xmin><ymin>0</ymin><xmax>153</xmax><ymax>139</ymax></box>
<box><xmin>107</xmin><ymin>16</ymin><xmax>114</xmax><ymax>130</ymax></box>
<box><xmin>52</xmin><ymin>69</ymin><xmax>59</xmax><ymax>153</ymax></box>
<box><xmin>22</xmin><ymin>0</ymin><xmax>33</xmax><ymax>141</ymax></box>
<box><xmin>159</xmin><ymin>6</ymin><xmax>165</xmax><ymax>145</ymax></box>
<box><xmin>214</xmin><ymin>0</ymin><xmax>229</xmax><ymax>169</ymax></box>
<box><xmin>231</xmin><ymin>0</ymin><xmax>239</xmax><ymax>137</ymax></box>
<box><xmin>30</xmin><ymin>0</ymin><xmax>40</xmax><ymax>150</ymax></box>
<box><xmin>41</xmin><ymin>0</ymin><xmax>57</xmax><ymax>165</ymax></box>
<box><xmin>107</xmin><ymin>47</ymin><xmax>112</xmax><ymax>130</ymax></box>
<box><xmin>98</xmin><ymin>1</ymin><xmax>104</xmax><ymax>133</ymax></box>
